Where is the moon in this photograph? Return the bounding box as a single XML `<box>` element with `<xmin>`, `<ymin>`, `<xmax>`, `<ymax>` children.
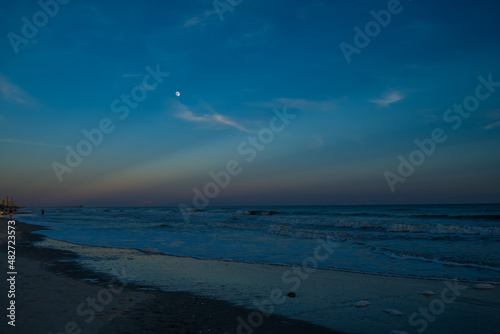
<box><xmin>175</xmin><ymin>91</ymin><xmax>181</xmax><ymax>97</ymax></box>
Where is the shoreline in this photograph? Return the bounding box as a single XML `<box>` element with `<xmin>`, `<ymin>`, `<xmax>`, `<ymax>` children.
<box><xmin>28</xmin><ymin>234</ymin><xmax>500</xmax><ymax>285</ymax></box>
<box><xmin>2</xmin><ymin>218</ymin><xmax>500</xmax><ymax>333</ymax></box>
<box><xmin>0</xmin><ymin>218</ymin><xmax>340</xmax><ymax>334</ymax></box>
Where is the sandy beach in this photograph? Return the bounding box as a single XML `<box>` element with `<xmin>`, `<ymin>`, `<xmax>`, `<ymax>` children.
<box><xmin>1</xmin><ymin>218</ymin><xmax>499</xmax><ymax>334</ymax></box>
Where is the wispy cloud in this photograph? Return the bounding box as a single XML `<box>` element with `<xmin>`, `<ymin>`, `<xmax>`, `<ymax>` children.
<box><xmin>177</xmin><ymin>109</ymin><xmax>208</xmax><ymax>123</ymax></box>
<box><xmin>484</xmin><ymin>120</ymin><xmax>500</xmax><ymax>130</ymax></box>
<box><xmin>0</xmin><ymin>138</ymin><xmax>61</xmax><ymax>147</ymax></box>
<box><xmin>121</xmin><ymin>73</ymin><xmax>142</xmax><ymax>78</ymax></box>
<box><xmin>227</xmin><ymin>24</ymin><xmax>274</xmax><ymax>48</ymax></box>
<box><xmin>277</xmin><ymin>98</ymin><xmax>337</xmax><ymax>111</ymax></box>
<box><xmin>483</xmin><ymin>110</ymin><xmax>500</xmax><ymax>130</ymax></box>
<box><xmin>0</xmin><ymin>74</ymin><xmax>37</xmax><ymax>106</ymax></box>
<box><xmin>183</xmin><ymin>16</ymin><xmax>202</xmax><ymax>28</ymax></box>
<box><xmin>369</xmin><ymin>91</ymin><xmax>404</xmax><ymax>107</ymax></box>
<box><xmin>182</xmin><ymin>10</ymin><xmax>217</xmax><ymax>28</ymax></box>
<box><xmin>212</xmin><ymin>113</ymin><xmax>250</xmax><ymax>132</ymax></box>
<box><xmin>310</xmin><ymin>135</ymin><xmax>324</xmax><ymax>149</ymax></box>
<box><xmin>419</xmin><ymin>108</ymin><xmax>442</xmax><ymax>123</ymax></box>
<box><xmin>175</xmin><ymin>102</ymin><xmax>251</xmax><ymax>133</ymax></box>
<box><xmin>250</xmin><ymin>98</ymin><xmax>337</xmax><ymax>112</ymax></box>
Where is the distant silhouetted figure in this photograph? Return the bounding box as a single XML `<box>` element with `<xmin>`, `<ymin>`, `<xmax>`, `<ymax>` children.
<box><xmin>9</xmin><ymin>208</ymin><xmax>13</xmax><ymax>218</ymax></box>
<box><xmin>41</xmin><ymin>209</ymin><xmax>45</xmax><ymax>216</ymax></box>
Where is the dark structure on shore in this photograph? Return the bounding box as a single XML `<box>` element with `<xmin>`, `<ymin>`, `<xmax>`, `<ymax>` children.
<box><xmin>0</xmin><ymin>196</ymin><xmax>17</xmax><ymax>209</ymax></box>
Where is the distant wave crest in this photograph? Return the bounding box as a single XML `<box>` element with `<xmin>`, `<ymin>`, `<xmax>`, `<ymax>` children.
<box><xmin>236</xmin><ymin>210</ymin><xmax>279</xmax><ymax>216</ymax></box>
<box><xmin>409</xmin><ymin>214</ymin><xmax>500</xmax><ymax>221</ymax></box>
<box><xmin>336</xmin><ymin>219</ymin><xmax>500</xmax><ymax>236</ymax></box>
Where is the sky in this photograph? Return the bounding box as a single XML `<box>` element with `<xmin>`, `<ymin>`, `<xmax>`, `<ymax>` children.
<box><xmin>0</xmin><ymin>0</ymin><xmax>499</xmax><ymax>207</ymax></box>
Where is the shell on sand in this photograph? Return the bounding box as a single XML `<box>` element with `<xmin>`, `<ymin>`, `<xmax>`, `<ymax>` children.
<box><xmin>422</xmin><ymin>290</ymin><xmax>437</xmax><ymax>296</ymax></box>
<box><xmin>383</xmin><ymin>309</ymin><xmax>404</xmax><ymax>316</ymax></box>
<box><xmin>473</xmin><ymin>283</ymin><xmax>495</xmax><ymax>290</ymax></box>
<box><xmin>354</xmin><ymin>300</ymin><xmax>371</xmax><ymax>308</ymax></box>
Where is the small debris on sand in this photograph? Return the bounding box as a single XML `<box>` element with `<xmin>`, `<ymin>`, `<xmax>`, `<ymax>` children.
<box><xmin>354</xmin><ymin>300</ymin><xmax>370</xmax><ymax>308</ymax></box>
<box><xmin>383</xmin><ymin>309</ymin><xmax>403</xmax><ymax>316</ymax></box>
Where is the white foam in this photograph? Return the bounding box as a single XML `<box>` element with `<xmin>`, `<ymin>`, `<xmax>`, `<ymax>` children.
<box><xmin>474</xmin><ymin>283</ymin><xmax>495</xmax><ymax>290</ymax></box>
<box><xmin>422</xmin><ymin>290</ymin><xmax>437</xmax><ymax>296</ymax></box>
<box><xmin>383</xmin><ymin>309</ymin><xmax>403</xmax><ymax>316</ymax></box>
<box><xmin>354</xmin><ymin>300</ymin><xmax>371</xmax><ymax>307</ymax></box>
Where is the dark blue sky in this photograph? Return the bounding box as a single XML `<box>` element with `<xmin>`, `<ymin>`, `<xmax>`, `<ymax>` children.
<box><xmin>0</xmin><ymin>0</ymin><xmax>499</xmax><ymax>206</ymax></box>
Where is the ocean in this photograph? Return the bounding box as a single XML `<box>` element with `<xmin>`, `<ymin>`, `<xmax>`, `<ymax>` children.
<box><xmin>18</xmin><ymin>204</ymin><xmax>500</xmax><ymax>283</ymax></box>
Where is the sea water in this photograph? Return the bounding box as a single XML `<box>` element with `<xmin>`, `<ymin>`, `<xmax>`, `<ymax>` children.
<box><xmin>18</xmin><ymin>204</ymin><xmax>500</xmax><ymax>282</ymax></box>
